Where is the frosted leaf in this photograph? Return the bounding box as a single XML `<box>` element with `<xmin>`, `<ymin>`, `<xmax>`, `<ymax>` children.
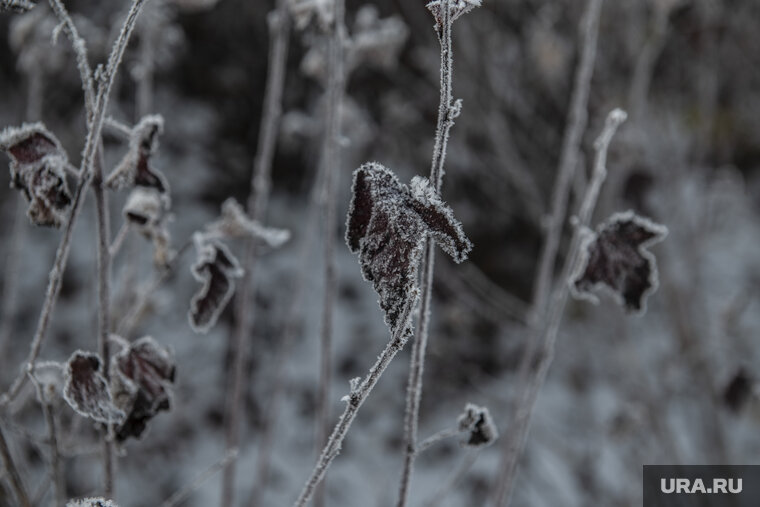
<box><xmin>346</xmin><ymin>162</ymin><xmax>472</xmax><ymax>331</ymax></box>
<box><xmin>205</xmin><ymin>198</ymin><xmax>290</xmax><ymax>248</ymax></box>
<box><xmin>123</xmin><ymin>188</ymin><xmax>173</xmax><ymax>267</ymax></box>
<box><xmin>110</xmin><ymin>336</ymin><xmax>175</xmax><ymax>441</ymax></box>
<box><xmin>63</xmin><ymin>351</ymin><xmax>125</xmax><ymax>424</ymax></box>
<box><xmin>31</xmin><ymin>361</ymin><xmax>64</xmax><ymax>404</ymax></box>
<box><xmin>426</xmin><ymin>0</ymin><xmax>481</xmax><ymax>31</ymax></box>
<box><xmin>457</xmin><ymin>403</ymin><xmax>497</xmax><ymax>448</ymax></box>
<box><xmin>570</xmin><ymin>210</ymin><xmax>668</xmax><ymax>314</ymax></box>
<box><xmin>0</xmin><ymin>122</ymin><xmax>72</xmax><ymax>227</ymax></box>
<box><xmin>288</xmin><ymin>0</ymin><xmax>334</xmax><ymax>31</ymax></box>
<box><xmin>188</xmin><ymin>234</ymin><xmax>244</xmax><ymax>333</ymax></box>
<box><xmin>0</xmin><ymin>0</ymin><xmax>35</xmax><ymax>12</ymax></box>
<box><xmin>66</xmin><ymin>498</ymin><xmax>119</xmax><ymax>507</ymax></box>
<box><xmin>105</xmin><ymin>115</ymin><xmax>168</xmax><ymax>196</ymax></box>
<box><xmin>723</xmin><ymin>368</ymin><xmax>753</xmax><ymax>413</ymax></box>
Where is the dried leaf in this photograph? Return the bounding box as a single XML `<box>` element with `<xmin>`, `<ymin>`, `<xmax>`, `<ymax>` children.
<box><xmin>106</xmin><ymin>115</ymin><xmax>168</xmax><ymax>196</ymax></box>
<box><xmin>345</xmin><ymin>162</ymin><xmax>472</xmax><ymax>331</ymax></box>
<box><xmin>0</xmin><ymin>123</ymin><xmax>72</xmax><ymax>227</ymax></box>
<box><xmin>110</xmin><ymin>336</ymin><xmax>176</xmax><ymax>441</ymax></box>
<box><xmin>123</xmin><ymin>187</ymin><xmax>173</xmax><ymax>267</ymax></box>
<box><xmin>62</xmin><ymin>351</ymin><xmax>125</xmax><ymax>424</ymax></box>
<box><xmin>570</xmin><ymin>210</ymin><xmax>668</xmax><ymax>313</ymax></box>
<box><xmin>0</xmin><ymin>0</ymin><xmax>35</xmax><ymax>13</ymax></box>
<box><xmin>188</xmin><ymin>234</ymin><xmax>244</xmax><ymax>333</ymax></box>
<box><xmin>457</xmin><ymin>403</ymin><xmax>497</xmax><ymax>448</ymax></box>
<box><xmin>205</xmin><ymin>198</ymin><xmax>290</xmax><ymax>248</ymax></box>
<box><xmin>426</xmin><ymin>0</ymin><xmax>481</xmax><ymax>31</ymax></box>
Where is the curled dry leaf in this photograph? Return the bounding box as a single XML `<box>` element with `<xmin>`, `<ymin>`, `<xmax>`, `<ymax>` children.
<box><xmin>0</xmin><ymin>0</ymin><xmax>35</xmax><ymax>13</ymax></box>
<box><xmin>110</xmin><ymin>336</ymin><xmax>176</xmax><ymax>441</ymax></box>
<box><xmin>0</xmin><ymin>123</ymin><xmax>73</xmax><ymax>227</ymax></box>
<box><xmin>426</xmin><ymin>0</ymin><xmax>482</xmax><ymax>32</ymax></box>
<box><xmin>570</xmin><ymin>210</ymin><xmax>668</xmax><ymax>314</ymax></box>
<box><xmin>66</xmin><ymin>498</ymin><xmax>119</xmax><ymax>507</ymax></box>
<box><xmin>63</xmin><ymin>351</ymin><xmax>125</xmax><ymax>424</ymax></box>
<box><xmin>205</xmin><ymin>198</ymin><xmax>290</xmax><ymax>247</ymax></box>
<box><xmin>188</xmin><ymin>234</ymin><xmax>244</xmax><ymax>333</ymax></box>
<box><xmin>123</xmin><ymin>187</ymin><xmax>173</xmax><ymax>267</ymax></box>
<box><xmin>346</xmin><ymin>162</ymin><xmax>472</xmax><ymax>331</ymax></box>
<box><xmin>457</xmin><ymin>403</ymin><xmax>498</xmax><ymax>448</ymax></box>
<box><xmin>106</xmin><ymin>115</ymin><xmax>168</xmax><ymax>196</ymax></box>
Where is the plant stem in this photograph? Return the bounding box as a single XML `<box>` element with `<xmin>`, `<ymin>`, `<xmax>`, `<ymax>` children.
<box><xmin>220</xmin><ymin>4</ymin><xmax>290</xmax><ymax>506</ymax></box>
<box><xmin>0</xmin><ymin>0</ymin><xmax>149</xmax><ymax>409</ymax></box>
<box><xmin>314</xmin><ymin>2</ymin><xmax>345</xmax><ymax>506</ymax></box>
<box><xmin>397</xmin><ymin>2</ymin><xmax>456</xmax><ymax>505</ymax></box>
<box><xmin>490</xmin><ymin>108</ymin><xmax>626</xmax><ymax>507</ymax></box>
<box><xmin>27</xmin><ymin>370</ymin><xmax>64</xmax><ymax>507</ymax></box>
<box><xmin>292</xmin><ymin>295</ymin><xmax>418</xmax><ymax>507</ymax></box>
<box><xmin>0</xmin><ymin>421</ymin><xmax>30</xmax><ymax>507</ymax></box>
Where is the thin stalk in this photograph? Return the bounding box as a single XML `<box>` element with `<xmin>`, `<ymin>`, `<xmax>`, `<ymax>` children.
<box><xmin>397</xmin><ymin>2</ymin><xmax>456</xmax><ymax>505</ymax></box>
<box><xmin>93</xmin><ymin>144</ymin><xmax>114</xmax><ymax>497</ymax></box>
<box><xmin>0</xmin><ymin>421</ymin><xmax>30</xmax><ymax>507</ymax></box>
<box><xmin>292</xmin><ymin>296</ymin><xmax>418</xmax><ymax>507</ymax></box>
<box><xmin>314</xmin><ymin>2</ymin><xmax>345</xmax><ymax>506</ymax></box>
<box><xmin>490</xmin><ymin>109</ymin><xmax>626</xmax><ymax>507</ymax></box>
<box><xmin>220</xmin><ymin>4</ymin><xmax>290</xmax><ymax>506</ymax></box>
<box><xmin>0</xmin><ymin>0</ymin><xmax>150</xmax><ymax>408</ymax></box>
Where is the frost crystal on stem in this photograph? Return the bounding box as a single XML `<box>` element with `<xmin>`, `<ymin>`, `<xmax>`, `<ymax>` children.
<box><xmin>188</xmin><ymin>234</ymin><xmax>244</xmax><ymax>333</ymax></box>
<box><xmin>570</xmin><ymin>210</ymin><xmax>667</xmax><ymax>313</ymax></box>
<box><xmin>0</xmin><ymin>123</ymin><xmax>73</xmax><ymax>227</ymax></box>
<box><xmin>346</xmin><ymin>162</ymin><xmax>472</xmax><ymax>331</ymax></box>
<box><xmin>63</xmin><ymin>351</ymin><xmax>125</xmax><ymax>424</ymax></box>
<box><xmin>0</xmin><ymin>0</ymin><xmax>35</xmax><ymax>13</ymax></box>
<box><xmin>426</xmin><ymin>0</ymin><xmax>481</xmax><ymax>32</ymax></box>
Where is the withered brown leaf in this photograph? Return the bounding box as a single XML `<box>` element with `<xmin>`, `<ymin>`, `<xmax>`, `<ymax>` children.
<box><xmin>345</xmin><ymin>162</ymin><xmax>472</xmax><ymax>331</ymax></box>
<box><xmin>63</xmin><ymin>351</ymin><xmax>125</xmax><ymax>424</ymax></box>
<box><xmin>570</xmin><ymin>210</ymin><xmax>667</xmax><ymax>313</ymax></box>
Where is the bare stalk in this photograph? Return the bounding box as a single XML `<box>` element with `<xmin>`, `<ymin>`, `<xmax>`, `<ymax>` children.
<box><xmin>0</xmin><ymin>421</ymin><xmax>30</xmax><ymax>507</ymax></box>
<box><xmin>292</xmin><ymin>296</ymin><xmax>418</xmax><ymax>507</ymax></box>
<box><xmin>397</xmin><ymin>2</ymin><xmax>457</xmax><ymax>505</ymax></box>
<box><xmin>220</xmin><ymin>4</ymin><xmax>290</xmax><ymax>506</ymax></box>
<box><xmin>313</xmin><ymin>2</ymin><xmax>346</xmax><ymax>506</ymax></box>
<box><xmin>0</xmin><ymin>0</ymin><xmax>150</xmax><ymax>408</ymax></box>
<box><xmin>490</xmin><ymin>109</ymin><xmax>626</xmax><ymax>507</ymax></box>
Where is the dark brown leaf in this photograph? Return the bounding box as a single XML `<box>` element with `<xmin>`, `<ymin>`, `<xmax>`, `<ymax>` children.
<box><xmin>345</xmin><ymin>162</ymin><xmax>472</xmax><ymax>331</ymax></box>
<box><xmin>188</xmin><ymin>235</ymin><xmax>243</xmax><ymax>333</ymax></box>
<box><xmin>63</xmin><ymin>351</ymin><xmax>125</xmax><ymax>424</ymax></box>
<box><xmin>110</xmin><ymin>336</ymin><xmax>176</xmax><ymax>441</ymax></box>
<box><xmin>570</xmin><ymin>210</ymin><xmax>667</xmax><ymax>313</ymax></box>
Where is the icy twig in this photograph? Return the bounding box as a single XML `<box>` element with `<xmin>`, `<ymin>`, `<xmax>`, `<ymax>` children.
<box><xmin>491</xmin><ymin>108</ymin><xmax>626</xmax><ymax>507</ymax></box>
<box><xmin>162</xmin><ymin>449</ymin><xmax>239</xmax><ymax>507</ymax></box>
<box><xmin>104</xmin><ymin>117</ymin><xmax>133</xmax><ymax>138</ymax></box>
<box><xmin>416</xmin><ymin>427</ymin><xmax>459</xmax><ymax>454</ymax></box>
<box><xmin>398</xmin><ymin>0</ymin><xmax>466</xmax><ymax>505</ymax></box>
<box><xmin>221</xmin><ymin>3</ymin><xmax>290</xmax><ymax>506</ymax></box>
<box><xmin>27</xmin><ymin>369</ymin><xmax>64</xmax><ymax>507</ymax></box>
<box><xmin>292</xmin><ymin>295</ymin><xmax>418</xmax><ymax>507</ymax></box>
<box><xmin>109</xmin><ymin>221</ymin><xmax>130</xmax><ymax>258</ymax></box>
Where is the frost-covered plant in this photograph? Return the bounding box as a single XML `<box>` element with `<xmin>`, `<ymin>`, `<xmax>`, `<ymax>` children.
<box><xmin>570</xmin><ymin>210</ymin><xmax>667</xmax><ymax>313</ymax></box>
<box><xmin>0</xmin><ymin>123</ymin><xmax>74</xmax><ymax>227</ymax></box>
<box><xmin>66</xmin><ymin>498</ymin><xmax>119</xmax><ymax>507</ymax></box>
<box><xmin>63</xmin><ymin>351</ymin><xmax>126</xmax><ymax>424</ymax></box>
<box><xmin>457</xmin><ymin>403</ymin><xmax>498</xmax><ymax>449</ymax></box>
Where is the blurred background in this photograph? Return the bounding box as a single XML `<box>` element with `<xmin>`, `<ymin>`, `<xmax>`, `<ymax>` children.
<box><xmin>1</xmin><ymin>0</ymin><xmax>759</xmax><ymax>505</ymax></box>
